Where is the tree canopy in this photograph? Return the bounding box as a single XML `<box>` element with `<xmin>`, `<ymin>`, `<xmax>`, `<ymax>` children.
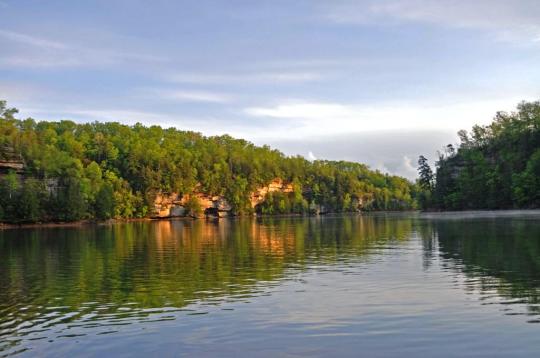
<box><xmin>418</xmin><ymin>99</ymin><xmax>540</xmax><ymax>210</ymax></box>
<box><xmin>0</xmin><ymin>100</ymin><xmax>416</xmax><ymax>223</ymax></box>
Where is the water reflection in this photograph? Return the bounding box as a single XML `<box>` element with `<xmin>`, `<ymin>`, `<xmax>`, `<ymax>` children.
<box><xmin>2</xmin><ymin>213</ymin><xmax>540</xmax><ymax>356</ymax></box>
<box><xmin>0</xmin><ymin>216</ymin><xmax>411</xmax><ymax>355</ymax></box>
<box><xmin>427</xmin><ymin>215</ymin><xmax>540</xmax><ymax>322</ymax></box>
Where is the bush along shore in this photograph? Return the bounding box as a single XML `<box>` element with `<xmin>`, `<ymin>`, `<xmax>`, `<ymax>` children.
<box><xmin>0</xmin><ymin>100</ymin><xmax>416</xmax><ymax>224</ymax></box>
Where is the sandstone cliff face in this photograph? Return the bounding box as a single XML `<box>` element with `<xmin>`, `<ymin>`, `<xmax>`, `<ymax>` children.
<box><xmin>250</xmin><ymin>178</ymin><xmax>293</xmax><ymax>207</ymax></box>
<box><xmin>152</xmin><ymin>192</ymin><xmax>234</xmax><ymax>218</ymax></box>
<box><xmin>153</xmin><ymin>193</ymin><xmax>184</xmax><ymax>218</ymax></box>
<box><xmin>0</xmin><ymin>160</ymin><xmax>24</xmax><ymax>173</ymax></box>
<box><xmin>153</xmin><ymin>178</ymin><xmax>294</xmax><ymax>218</ymax></box>
<box><xmin>0</xmin><ymin>146</ymin><xmax>25</xmax><ymax>177</ymax></box>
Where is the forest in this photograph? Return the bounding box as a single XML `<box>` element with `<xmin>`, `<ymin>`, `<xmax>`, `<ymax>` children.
<box><xmin>417</xmin><ymin>99</ymin><xmax>540</xmax><ymax>210</ymax></box>
<box><xmin>0</xmin><ymin>100</ymin><xmax>416</xmax><ymax>223</ymax></box>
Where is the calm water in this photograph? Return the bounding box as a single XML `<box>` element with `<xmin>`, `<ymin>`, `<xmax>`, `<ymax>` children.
<box><xmin>2</xmin><ymin>212</ymin><xmax>540</xmax><ymax>357</ymax></box>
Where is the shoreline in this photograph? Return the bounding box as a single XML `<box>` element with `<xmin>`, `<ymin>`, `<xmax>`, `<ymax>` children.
<box><xmin>0</xmin><ymin>210</ymin><xmax>423</xmax><ymax>230</ymax></box>
<box><xmin>3</xmin><ymin>209</ymin><xmax>536</xmax><ymax>230</ymax></box>
<box><xmin>0</xmin><ymin>212</ymin><xmax>343</xmax><ymax>230</ymax></box>
<box><xmin>0</xmin><ymin>214</ymin><xmax>322</xmax><ymax>230</ymax></box>
<box><xmin>0</xmin><ymin>217</ymin><xmax>177</xmax><ymax>230</ymax></box>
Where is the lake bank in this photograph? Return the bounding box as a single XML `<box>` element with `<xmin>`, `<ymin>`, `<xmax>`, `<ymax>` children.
<box><xmin>8</xmin><ymin>208</ymin><xmax>540</xmax><ymax>230</ymax></box>
<box><xmin>0</xmin><ymin>209</ymin><xmax>430</xmax><ymax>230</ymax></box>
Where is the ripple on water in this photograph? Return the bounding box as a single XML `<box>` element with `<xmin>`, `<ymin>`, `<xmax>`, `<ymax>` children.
<box><xmin>2</xmin><ymin>214</ymin><xmax>540</xmax><ymax>356</ymax></box>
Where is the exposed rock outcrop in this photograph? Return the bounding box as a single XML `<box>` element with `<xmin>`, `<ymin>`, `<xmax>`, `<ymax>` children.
<box><xmin>250</xmin><ymin>178</ymin><xmax>293</xmax><ymax>207</ymax></box>
<box><xmin>153</xmin><ymin>192</ymin><xmax>185</xmax><ymax>218</ymax></box>
<box><xmin>0</xmin><ymin>146</ymin><xmax>25</xmax><ymax>177</ymax></box>
<box><xmin>153</xmin><ymin>178</ymin><xmax>296</xmax><ymax>219</ymax></box>
<box><xmin>0</xmin><ymin>160</ymin><xmax>24</xmax><ymax>174</ymax></box>
<box><xmin>152</xmin><ymin>192</ymin><xmax>232</xmax><ymax>218</ymax></box>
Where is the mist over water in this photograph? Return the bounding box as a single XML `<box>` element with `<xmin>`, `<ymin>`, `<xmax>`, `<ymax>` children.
<box><xmin>2</xmin><ymin>213</ymin><xmax>540</xmax><ymax>357</ymax></box>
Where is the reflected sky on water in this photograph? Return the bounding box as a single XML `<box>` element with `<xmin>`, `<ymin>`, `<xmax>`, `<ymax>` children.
<box><xmin>2</xmin><ymin>213</ymin><xmax>540</xmax><ymax>357</ymax></box>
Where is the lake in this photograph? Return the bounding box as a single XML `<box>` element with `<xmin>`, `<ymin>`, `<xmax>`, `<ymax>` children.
<box><xmin>2</xmin><ymin>212</ymin><xmax>540</xmax><ymax>357</ymax></box>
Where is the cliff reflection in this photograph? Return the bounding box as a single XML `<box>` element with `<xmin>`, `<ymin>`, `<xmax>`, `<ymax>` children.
<box><xmin>0</xmin><ymin>216</ymin><xmax>412</xmax><ymax>329</ymax></box>
<box><xmin>5</xmin><ymin>213</ymin><xmax>540</xmax><ymax>356</ymax></box>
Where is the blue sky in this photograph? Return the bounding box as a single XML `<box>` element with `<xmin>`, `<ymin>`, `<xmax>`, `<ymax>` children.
<box><xmin>1</xmin><ymin>0</ymin><xmax>539</xmax><ymax>178</ymax></box>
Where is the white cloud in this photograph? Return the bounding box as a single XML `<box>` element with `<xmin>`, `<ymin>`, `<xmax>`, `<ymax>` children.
<box><xmin>400</xmin><ymin>155</ymin><xmax>418</xmax><ymax>178</ymax></box>
<box><xmin>167</xmin><ymin>71</ymin><xmax>323</xmax><ymax>85</ymax></box>
<box><xmin>246</xmin><ymin>102</ymin><xmax>352</xmax><ymax>120</ymax></box>
<box><xmin>0</xmin><ymin>29</ymin><xmax>67</xmax><ymax>49</ymax></box>
<box><xmin>151</xmin><ymin>89</ymin><xmax>232</xmax><ymax>103</ymax></box>
<box><xmin>23</xmin><ymin>108</ymin><xmax>180</xmax><ymax>127</ymax></box>
<box><xmin>308</xmin><ymin>151</ymin><xmax>317</xmax><ymax>161</ymax></box>
<box><xmin>244</xmin><ymin>97</ymin><xmax>531</xmax><ymax>139</ymax></box>
<box><xmin>263</xmin><ymin>130</ymin><xmax>456</xmax><ymax>180</ymax></box>
<box><xmin>0</xmin><ymin>82</ymin><xmax>50</xmax><ymax>103</ymax></box>
<box><xmin>0</xmin><ymin>57</ymin><xmax>84</xmax><ymax>68</ymax></box>
<box><xmin>18</xmin><ymin>106</ymin><xmax>253</xmax><ymax>138</ymax></box>
<box><xmin>374</xmin><ymin>162</ymin><xmax>390</xmax><ymax>174</ymax></box>
<box><xmin>0</xmin><ymin>29</ymin><xmax>167</xmax><ymax>68</ymax></box>
<box><xmin>327</xmin><ymin>0</ymin><xmax>540</xmax><ymax>42</ymax></box>
<box><xmin>250</xmin><ymin>59</ymin><xmax>351</xmax><ymax>70</ymax></box>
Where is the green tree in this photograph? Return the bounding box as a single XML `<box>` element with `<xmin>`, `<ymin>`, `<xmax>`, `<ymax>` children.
<box><xmin>0</xmin><ymin>99</ymin><xmax>418</xmax><ymax>223</ymax></box>
<box><xmin>95</xmin><ymin>182</ymin><xmax>115</xmax><ymax>219</ymax></box>
<box><xmin>55</xmin><ymin>177</ymin><xmax>86</xmax><ymax>221</ymax></box>
<box><xmin>429</xmin><ymin>100</ymin><xmax>540</xmax><ymax>210</ymax></box>
<box><xmin>0</xmin><ymin>171</ymin><xmax>19</xmax><ymax>221</ymax></box>
<box><xmin>184</xmin><ymin>196</ymin><xmax>202</xmax><ymax>217</ymax></box>
<box><xmin>417</xmin><ymin>155</ymin><xmax>433</xmax><ymax>191</ymax></box>
<box><xmin>16</xmin><ymin>179</ymin><xmax>43</xmax><ymax>223</ymax></box>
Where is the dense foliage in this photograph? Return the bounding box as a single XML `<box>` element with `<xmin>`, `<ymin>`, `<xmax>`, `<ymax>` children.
<box><xmin>0</xmin><ymin>100</ymin><xmax>415</xmax><ymax>223</ymax></box>
<box><xmin>418</xmin><ymin>100</ymin><xmax>540</xmax><ymax>210</ymax></box>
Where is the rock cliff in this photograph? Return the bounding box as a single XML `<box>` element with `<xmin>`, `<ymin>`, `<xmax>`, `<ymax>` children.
<box><xmin>0</xmin><ymin>146</ymin><xmax>25</xmax><ymax>177</ymax></box>
<box><xmin>152</xmin><ymin>192</ymin><xmax>234</xmax><ymax>218</ymax></box>
<box><xmin>250</xmin><ymin>178</ymin><xmax>293</xmax><ymax>207</ymax></box>
<box><xmin>153</xmin><ymin>178</ymin><xmax>295</xmax><ymax>219</ymax></box>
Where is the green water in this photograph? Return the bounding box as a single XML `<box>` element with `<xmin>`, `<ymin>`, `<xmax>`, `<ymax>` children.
<box><xmin>1</xmin><ymin>212</ymin><xmax>540</xmax><ymax>357</ymax></box>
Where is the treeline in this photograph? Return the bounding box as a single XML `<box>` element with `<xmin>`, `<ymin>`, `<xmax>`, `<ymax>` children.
<box><xmin>417</xmin><ymin>99</ymin><xmax>540</xmax><ymax>210</ymax></box>
<box><xmin>0</xmin><ymin>100</ymin><xmax>415</xmax><ymax>223</ymax></box>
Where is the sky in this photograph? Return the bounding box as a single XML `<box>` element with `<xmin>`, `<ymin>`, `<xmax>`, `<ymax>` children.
<box><xmin>1</xmin><ymin>0</ymin><xmax>539</xmax><ymax>179</ymax></box>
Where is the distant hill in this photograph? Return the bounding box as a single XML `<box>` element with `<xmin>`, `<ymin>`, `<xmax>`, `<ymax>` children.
<box><xmin>0</xmin><ymin>100</ymin><xmax>416</xmax><ymax>223</ymax></box>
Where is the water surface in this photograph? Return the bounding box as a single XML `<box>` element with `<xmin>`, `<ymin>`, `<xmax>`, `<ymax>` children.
<box><xmin>2</xmin><ymin>212</ymin><xmax>540</xmax><ymax>357</ymax></box>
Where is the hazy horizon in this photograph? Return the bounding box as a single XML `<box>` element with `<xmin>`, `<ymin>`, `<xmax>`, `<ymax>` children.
<box><xmin>1</xmin><ymin>0</ymin><xmax>539</xmax><ymax>179</ymax></box>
